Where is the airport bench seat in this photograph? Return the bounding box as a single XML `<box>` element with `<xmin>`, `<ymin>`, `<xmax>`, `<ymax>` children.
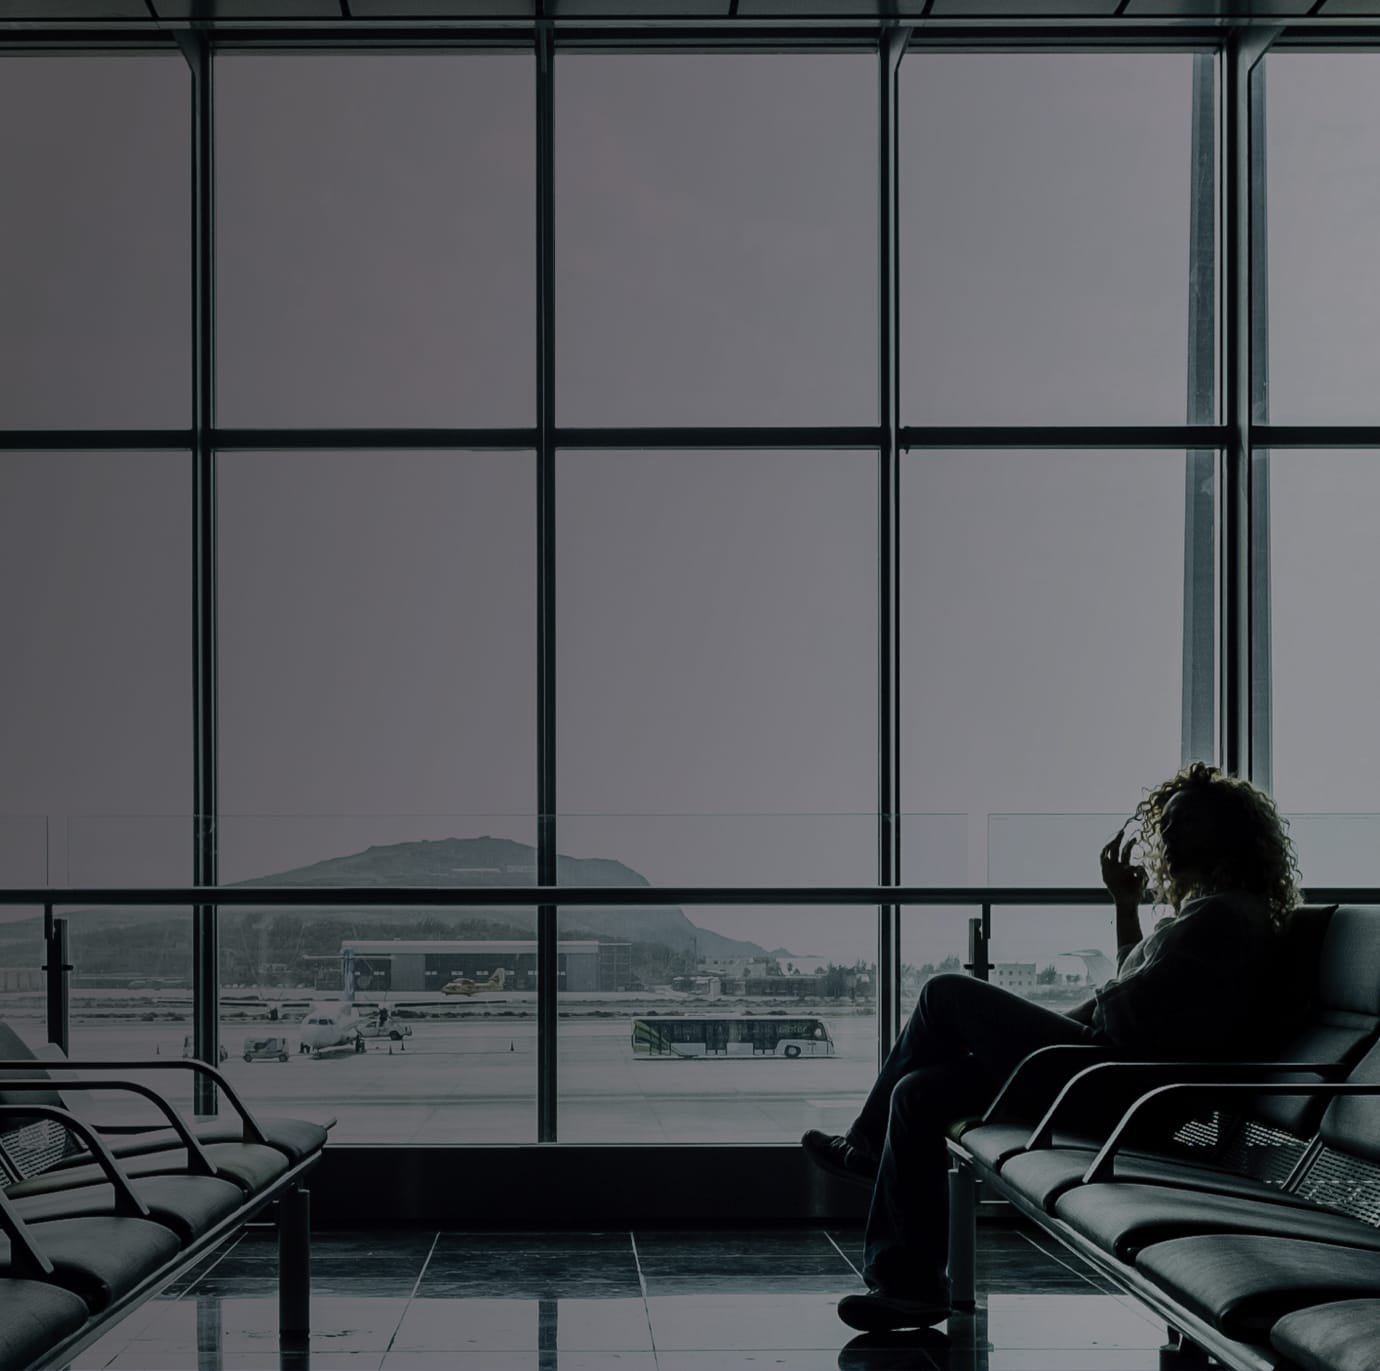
<box><xmin>0</xmin><ymin>1059</ymin><xmax>324</xmax><ymax>1371</ymax></box>
<box><xmin>93</xmin><ymin>1114</ymin><xmax>331</xmax><ymax>1166</ymax></box>
<box><xmin>11</xmin><ymin>1174</ymin><xmax>248</xmax><ymax>1243</ymax></box>
<box><xmin>1137</xmin><ymin>1234</ymin><xmax>1380</xmax><ymax>1342</ymax></box>
<box><xmin>10</xmin><ymin>1140</ymin><xmax>291</xmax><ymax>1197</ymax></box>
<box><xmin>0</xmin><ymin>1213</ymin><xmax>181</xmax><ymax>1310</ymax></box>
<box><xmin>946</xmin><ymin>903</ymin><xmax>1380</xmax><ymax>1371</ymax></box>
<box><xmin>0</xmin><ymin>1279</ymin><xmax>89</xmax><ymax>1371</ymax></box>
<box><xmin>1270</xmin><ymin>1298</ymin><xmax>1380</xmax><ymax>1371</ymax></box>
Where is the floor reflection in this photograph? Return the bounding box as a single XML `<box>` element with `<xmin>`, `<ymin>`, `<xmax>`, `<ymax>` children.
<box><xmin>70</xmin><ymin>1225</ymin><xmax>1168</xmax><ymax>1371</ymax></box>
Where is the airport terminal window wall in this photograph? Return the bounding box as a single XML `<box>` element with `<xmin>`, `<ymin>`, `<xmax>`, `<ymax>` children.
<box><xmin>0</xmin><ymin>28</ymin><xmax>1372</xmax><ymax>1146</ymax></box>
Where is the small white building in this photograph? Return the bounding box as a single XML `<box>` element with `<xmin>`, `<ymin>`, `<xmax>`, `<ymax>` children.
<box><xmin>991</xmin><ymin>962</ymin><xmax>1038</xmax><ymax>993</ymax></box>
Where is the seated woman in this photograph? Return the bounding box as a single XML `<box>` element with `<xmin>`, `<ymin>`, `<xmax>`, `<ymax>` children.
<box><xmin>802</xmin><ymin>761</ymin><xmax>1301</xmax><ymax>1333</ymax></box>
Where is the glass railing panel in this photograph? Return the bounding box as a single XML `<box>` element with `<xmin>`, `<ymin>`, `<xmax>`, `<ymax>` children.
<box><xmin>1279</xmin><ymin>815</ymin><xmax>1380</xmax><ymax>890</ymax></box>
<box><xmin>55</xmin><ymin>817</ymin><xmax>195</xmax><ymax>1118</ymax></box>
<box><xmin>555</xmin><ymin>812</ymin><xmax>886</xmax><ymax>1141</ymax></box>
<box><xmin>213</xmin><ymin>815</ymin><xmax>539</xmax><ymax>1144</ymax></box>
<box><xmin>64</xmin><ymin>813</ymin><xmax>194</xmax><ymax>888</ymax></box>
<box><xmin>988</xmin><ymin>813</ymin><xmax>1128</xmax><ymax>1007</ymax></box>
<box><xmin>554</xmin><ymin>812</ymin><xmax>875</xmax><ymax>889</ymax></box>
<box><xmin>214</xmin><ymin>813</ymin><xmax>538</xmax><ymax>887</ymax></box>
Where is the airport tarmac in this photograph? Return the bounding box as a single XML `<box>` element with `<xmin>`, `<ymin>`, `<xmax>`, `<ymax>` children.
<box><xmin>3</xmin><ymin>1006</ymin><xmax>879</xmax><ymax>1145</ymax></box>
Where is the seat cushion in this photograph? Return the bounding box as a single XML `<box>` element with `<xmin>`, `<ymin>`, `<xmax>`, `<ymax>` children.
<box><xmin>1271</xmin><ymin>1299</ymin><xmax>1380</xmax><ymax>1371</ymax></box>
<box><xmin>1056</xmin><ymin>1182</ymin><xmax>1380</xmax><ymax>1261</ymax></box>
<box><xmin>998</xmin><ymin>1145</ymin><xmax>1314</xmax><ymax>1214</ymax></box>
<box><xmin>0</xmin><ymin>1216</ymin><xmax>179</xmax><ymax>1311</ymax></box>
<box><xmin>8</xmin><ymin>1142</ymin><xmax>289</xmax><ymax>1198</ymax></box>
<box><xmin>955</xmin><ymin>1124</ymin><xmax>1050</xmax><ymax>1171</ymax></box>
<box><xmin>0</xmin><ymin>1277</ymin><xmax>90</xmax><ymax>1368</ymax></box>
<box><xmin>1136</xmin><ymin>1235</ymin><xmax>1380</xmax><ymax>1340</ymax></box>
<box><xmin>69</xmin><ymin>1115</ymin><xmax>331</xmax><ymax>1169</ymax></box>
<box><xmin>12</xmin><ymin>1174</ymin><xmax>246</xmax><ymax>1244</ymax></box>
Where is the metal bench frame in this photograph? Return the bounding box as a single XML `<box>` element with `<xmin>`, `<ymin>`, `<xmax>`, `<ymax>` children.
<box><xmin>0</xmin><ymin>1058</ymin><xmax>319</xmax><ymax>1371</ymax></box>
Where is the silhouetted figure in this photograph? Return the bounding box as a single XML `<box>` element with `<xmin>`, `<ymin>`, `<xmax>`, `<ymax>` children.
<box><xmin>803</xmin><ymin>763</ymin><xmax>1301</xmax><ymax>1333</ymax></box>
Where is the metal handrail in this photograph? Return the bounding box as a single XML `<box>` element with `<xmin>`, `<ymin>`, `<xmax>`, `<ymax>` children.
<box><xmin>1</xmin><ymin>884</ymin><xmax>1378</xmax><ymax>906</ymax></box>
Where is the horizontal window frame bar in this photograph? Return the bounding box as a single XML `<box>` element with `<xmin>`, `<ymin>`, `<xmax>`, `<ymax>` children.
<box><xmin>1250</xmin><ymin>426</ymin><xmax>1380</xmax><ymax>449</ymax></box>
<box><xmin>3</xmin><ymin>22</ymin><xmax>1380</xmax><ymax>55</ymax></box>
<box><xmin>901</xmin><ymin>426</ymin><xmax>1229</xmax><ymax>449</ymax></box>
<box><xmin>7</xmin><ymin>426</ymin><xmax>1380</xmax><ymax>451</ymax></box>
<box><xmin>4</xmin><ymin>22</ymin><xmax>1372</xmax><ymax>52</ymax></box>
<box><xmin>1</xmin><ymin>884</ymin><xmax>1372</xmax><ymax>907</ymax></box>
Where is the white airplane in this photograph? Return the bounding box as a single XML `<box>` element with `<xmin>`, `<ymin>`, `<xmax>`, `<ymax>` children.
<box><xmin>297</xmin><ymin>1000</ymin><xmax>366</xmax><ymax>1055</ymax></box>
<box><xmin>442</xmin><ymin>967</ymin><xmax>507</xmax><ymax>997</ymax></box>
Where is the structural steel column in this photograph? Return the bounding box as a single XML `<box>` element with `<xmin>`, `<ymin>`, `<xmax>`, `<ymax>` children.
<box><xmin>1223</xmin><ymin>29</ymin><xmax>1278</xmax><ymax>780</ymax></box>
<box><xmin>180</xmin><ymin>29</ymin><xmax>220</xmax><ymax>1116</ymax></box>
<box><xmin>1249</xmin><ymin>61</ymin><xmax>1273</xmax><ymax>793</ymax></box>
<box><xmin>535</xmin><ymin>22</ymin><xmax>559</xmax><ymax>1143</ymax></box>
<box><xmin>1181</xmin><ymin>51</ymin><xmax>1216</xmax><ymax>768</ymax></box>
<box><xmin>877</xmin><ymin>26</ymin><xmax>909</xmax><ymax>1062</ymax></box>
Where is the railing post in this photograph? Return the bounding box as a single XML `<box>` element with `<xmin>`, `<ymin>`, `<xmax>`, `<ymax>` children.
<box><xmin>947</xmin><ymin>1158</ymin><xmax>977</xmax><ymax>1310</ymax></box>
<box><xmin>965</xmin><ymin>907</ymin><xmax>991</xmax><ymax>982</ymax></box>
<box><xmin>278</xmin><ymin>1182</ymin><xmax>311</xmax><ymax>1348</ymax></box>
<box><xmin>42</xmin><ymin>906</ymin><xmax>70</xmax><ymax>1055</ymax></box>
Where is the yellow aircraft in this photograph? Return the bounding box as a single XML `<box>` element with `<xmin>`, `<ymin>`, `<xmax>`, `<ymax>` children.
<box><xmin>442</xmin><ymin>967</ymin><xmax>508</xmax><ymax>997</ymax></box>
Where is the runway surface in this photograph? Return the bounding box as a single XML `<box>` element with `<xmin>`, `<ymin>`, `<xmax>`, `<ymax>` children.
<box><xmin>3</xmin><ymin>1003</ymin><xmax>882</xmax><ymax>1144</ymax></box>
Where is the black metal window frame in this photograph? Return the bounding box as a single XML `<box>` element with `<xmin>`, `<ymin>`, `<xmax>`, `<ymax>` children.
<box><xmin>5</xmin><ymin>19</ymin><xmax>1380</xmax><ymax>1138</ymax></box>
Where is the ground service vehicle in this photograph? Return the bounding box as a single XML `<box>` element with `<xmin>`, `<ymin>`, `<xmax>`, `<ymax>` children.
<box><xmin>630</xmin><ymin>1015</ymin><xmax>836</xmax><ymax>1059</ymax></box>
<box><xmin>243</xmin><ymin>1035</ymin><xmax>290</xmax><ymax>1062</ymax></box>
<box><xmin>358</xmin><ymin>1014</ymin><xmax>411</xmax><ymax>1042</ymax></box>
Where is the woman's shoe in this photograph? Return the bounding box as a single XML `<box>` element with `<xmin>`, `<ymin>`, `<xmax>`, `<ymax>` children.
<box><xmin>837</xmin><ymin>1287</ymin><xmax>951</xmax><ymax>1332</ymax></box>
<box><xmin>801</xmin><ymin>1129</ymin><xmax>878</xmax><ymax>1185</ymax></box>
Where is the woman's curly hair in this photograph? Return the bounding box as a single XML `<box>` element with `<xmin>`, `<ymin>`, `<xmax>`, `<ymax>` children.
<box><xmin>1133</xmin><ymin>761</ymin><xmax>1301</xmax><ymax>927</ymax></box>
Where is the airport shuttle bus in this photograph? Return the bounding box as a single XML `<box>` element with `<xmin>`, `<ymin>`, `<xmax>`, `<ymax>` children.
<box><xmin>631</xmin><ymin>1015</ymin><xmax>835</xmax><ymax>1059</ymax></box>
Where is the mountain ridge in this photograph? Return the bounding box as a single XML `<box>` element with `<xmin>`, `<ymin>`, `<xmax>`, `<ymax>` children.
<box><xmin>238</xmin><ymin>835</ymin><xmax>774</xmax><ymax>960</ymax></box>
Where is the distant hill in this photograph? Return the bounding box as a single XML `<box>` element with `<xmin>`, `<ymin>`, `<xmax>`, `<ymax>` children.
<box><xmin>239</xmin><ymin>835</ymin><xmax>772</xmax><ymax>960</ymax></box>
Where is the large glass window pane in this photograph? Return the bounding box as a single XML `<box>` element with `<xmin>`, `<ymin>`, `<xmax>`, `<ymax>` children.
<box><xmin>556</xmin><ymin>55</ymin><xmax>877</xmax><ymax>426</ymax></box>
<box><xmin>899</xmin><ymin>53</ymin><xmax>1209</xmax><ymax>425</ymax></box>
<box><xmin>558</xmin><ymin>448</ymin><xmax>875</xmax><ymax>829</ymax></box>
<box><xmin>218</xmin><ymin>450</ymin><xmax>534</xmax><ymax>841</ymax></box>
<box><xmin>902</xmin><ymin>450</ymin><xmax>1211</xmax><ymax>981</ymax></box>
<box><xmin>557</xmin><ymin>449</ymin><xmax>876</xmax><ymax>1140</ymax></box>
<box><xmin>0</xmin><ymin>452</ymin><xmax>192</xmax><ymax>877</ymax></box>
<box><xmin>217</xmin><ymin>450</ymin><xmax>536</xmax><ymax>1140</ymax></box>
<box><xmin>1268</xmin><ymin>450</ymin><xmax>1380</xmax><ymax>885</ymax></box>
<box><xmin>0</xmin><ymin>57</ymin><xmax>189</xmax><ymax>427</ymax></box>
<box><xmin>216</xmin><ymin>55</ymin><xmax>534</xmax><ymax>426</ymax></box>
<box><xmin>1264</xmin><ymin>55</ymin><xmax>1380</xmax><ymax>424</ymax></box>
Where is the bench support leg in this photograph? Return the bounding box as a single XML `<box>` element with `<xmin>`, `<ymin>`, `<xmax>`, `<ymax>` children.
<box><xmin>947</xmin><ymin>1160</ymin><xmax>977</xmax><ymax>1311</ymax></box>
<box><xmin>279</xmin><ymin>1183</ymin><xmax>312</xmax><ymax>1349</ymax></box>
<box><xmin>1158</xmin><ymin>1327</ymin><xmax>1212</xmax><ymax>1369</ymax></box>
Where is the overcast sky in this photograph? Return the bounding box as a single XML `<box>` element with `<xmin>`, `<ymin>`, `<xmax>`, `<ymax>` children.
<box><xmin>1</xmin><ymin>47</ymin><xmax>1377</xmax><ymax>967</ymax></box>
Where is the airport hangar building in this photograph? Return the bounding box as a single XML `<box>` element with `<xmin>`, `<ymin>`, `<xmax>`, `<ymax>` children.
<box><xmin>341</xmin><ymin>939</ymin><xmax>632</xmax><ymax>994</ymax></box>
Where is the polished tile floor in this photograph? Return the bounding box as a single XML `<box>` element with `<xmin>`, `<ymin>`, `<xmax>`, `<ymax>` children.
<box><xmin>71</xmin><ymin>1224</ymin><xmax>1173</xmax><ymax>1371</ymax></box>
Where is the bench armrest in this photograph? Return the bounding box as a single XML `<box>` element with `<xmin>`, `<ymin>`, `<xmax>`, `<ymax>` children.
<box><xmin>0</xmin><ymin>1189</ymin><xmax>54</xmax><ymax>1280</ymax></box>
<box><xmin>0</xmin><ymin>1078</ymin><xmax>217</xmax><ymax>1177</ymax></box>
<box><xmin>982</xmin><ymin>1045</ymin><xmax>1121</xmax><ymax>1126</ymax></box>
<box><xmin>0</xmin><ymin>1103</ymin><xmax>150</xmax><ymax>1218</ymax></box>
<box><xmin>1025</xmin><ymin>1058</ymin><xmax>1346</xmax><ymax>1150</ymax></box>
<box><xmin>1083</xmin><ymin>1079</ymin><xmax>1380</xmax><ymax>1182</ymax></box>
<box><xmin>0</xmin><ymin>1058</ymin><xmax>268</xmax><ymax>1146</ymax></box>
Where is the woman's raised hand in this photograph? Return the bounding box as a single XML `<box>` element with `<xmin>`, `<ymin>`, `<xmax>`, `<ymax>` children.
<box><xmin>1100</xmin><ymin>822</ymin><xmax>1147</xmax><ymax>905</ymax></box>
